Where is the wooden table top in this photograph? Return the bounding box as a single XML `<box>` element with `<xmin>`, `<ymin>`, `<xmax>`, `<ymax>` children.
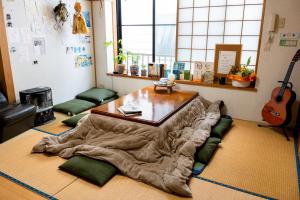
<box><xmin>91</xmin><ymin>86</ymin><xmax>198</xmax><ymax>126</ymax></box>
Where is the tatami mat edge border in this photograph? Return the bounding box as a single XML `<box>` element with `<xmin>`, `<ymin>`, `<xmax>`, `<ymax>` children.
<box><xmin>0</xmin><ymin>171</ymin><xmax>57</xmax><ymax>200</ymax></box>
<box><xmin>32</xmin><ymin>128</ymin><xmax>73</xmax><ymax>136</ymax></box>
<box><xmin>194</xmin><ymin>176</ymin><xmax>274</xmax><ymax>200</ymax></box>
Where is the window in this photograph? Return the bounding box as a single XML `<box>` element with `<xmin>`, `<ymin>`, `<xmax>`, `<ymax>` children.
<box><xmin>112</xmin><ymin>0</ymin><xmax>264</xmax><ymax>91</ymax></box>
<box><xmin>116</xmin><ymin>0</ymin><xmax>177</xmax><ymax>68</ymax></box>
<box><xmin>177</xmin><ymin>0</ymin><xmax>264</xmax><ymax>72</ymax></box>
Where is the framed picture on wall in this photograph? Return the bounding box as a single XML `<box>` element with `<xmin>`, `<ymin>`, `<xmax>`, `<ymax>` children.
<box><xmin>214</xmin><ymin>44</ymin><xmax>242</xmax><ymax>77</ymax></box>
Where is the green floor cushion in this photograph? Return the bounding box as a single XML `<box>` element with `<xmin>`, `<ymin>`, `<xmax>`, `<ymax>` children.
<box><xmin>102</xmin><ymin>95</ymin><xmax>119</xmax><ymax>104</ymax></box>
<box><xmin>59</xmin><ymin>155</ymin><xmax>117</xmax><ymax>186</ymax></box>
<box><xmin>192</xmin><ymin>162</ymin><xmax>205</xmax><ymax>175</ymax></box>
<box><xmin>62</xmin><ymin>113</ymin><xmax>89</xmax><ymax>127</ymax></box>
<box><xmin>76</xmin><ymin>88</ymin><xmax>117</xmax><ymax>104</ymax></box>
<box><xmin>211</xmin><ymin>117</ymin><xmax>233</xmax><ymax>138</ymax></box>
<box><xmin>196</xmin><ymin>137</ymin><xmax>221</xmax><ymax>164</ymax></box>
<box><xmin>53</xmin><ymin>99</ymin><xmax>96</xmax><ymax>116</ymax></box>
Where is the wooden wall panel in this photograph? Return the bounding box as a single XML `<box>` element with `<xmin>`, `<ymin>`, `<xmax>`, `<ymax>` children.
<box><xmin>0</xmin><ymin>0</ymin><xmax>16</xmax><ymax>103</ymax></box>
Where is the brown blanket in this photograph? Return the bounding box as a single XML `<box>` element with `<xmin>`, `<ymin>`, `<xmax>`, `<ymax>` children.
<box><xmin>32</xmin><ymin>96</ymin><xmax>222</xmax><ymax>197</ymax></box>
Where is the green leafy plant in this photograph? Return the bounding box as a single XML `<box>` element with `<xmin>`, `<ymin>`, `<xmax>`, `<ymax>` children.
<box><xmin>228</xmin><ymin>57</ymin><xmax>256</xmax><ymax>82</ymax></box>
<box><xmin>229</xmin><ymin>57</ymin><xmax>254</xmax><ymax>77</ymax></box>
<box><xmin>104</xmin><ymin>39</ymin><xmax>129</xmax><ymax>64</ymax></box>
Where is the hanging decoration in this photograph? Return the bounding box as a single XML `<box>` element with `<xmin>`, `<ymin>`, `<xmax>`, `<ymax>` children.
<box><xmin>72</xmin><ymin>2</ymin><xmax>89</xmax><ymax>34</ymax></box>
<box><xmin>53</xmin><ymin>1</ymin><xmax>69</xmax><ymax>31</ymax></box>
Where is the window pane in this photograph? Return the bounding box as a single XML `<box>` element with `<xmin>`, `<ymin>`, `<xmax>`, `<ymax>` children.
<box><xmin>122</xmin><ymin>26</ymin><xmax>152</xmax><ymax>54</ymax></box>
<box><xmin>209</xmin><ymin>7</ymin><xmax>226</xmax><ymax>21</ymax></box>
<box><xmin>208</xmin><ymin>22</ymin><xmax>224</xmax><ymax>35</ymax></box>
<box><xmin>245</xmin><ymin>0</ymin><xmax>263</xmax><ymax>4</ymax></box>
<box><xmin>179</xmin><ymin>0</ymin><xmax>193</xmax><ymax>8</ymax></box>
<box><xmin>156</xmin><ymin>25</ymin><xmax>176</xmax><ymax>56</ymax></box>
<box><xmin>224</xmin><ymin>36</ymin><xmax>241</xmax><ymax>44</ymax></box>
<box><xmin>178</xmin><ymin>22</ymin><xmax>192</xmax><ymax>35</ymax></box>
<box><xmin>226</xmin><ymin>6</ymin><xmax>244</xmax><ymax>20</ymax></box>
<box><xmin>206</xmin><ymin>50</ymin><xmax>215</xmax><ymax>62</ymax></box>
<box><xmin>178</xmin><ymin>36</ymin><xmax>192</xmax><ymax>48</ymax></box>
<box><xmin>179</xmin><ymin>8</ymin><xmax>193</xmax><ymax>22</ymax></box>
<box><xmin>225</xmin><ymin>21</ymin><xmax>242</xmax><ymax>35</ymax></box>
<box><xmin>192</xmin><ymin>36</ymin><xmax>207</xmax><ymax>49</ymax></box>
<box><xmin>244</xmin><ymin>5</ymin><xmax>263</xmax><ymax>20</ymax></box>
<box><xmin>193</xmin><ymin>22</ymin><xmax>208</xmax><ymax>35</ymax></box>
<box><xmin>192</xmin><ymin>50</ymin><xmax>206</xmax><ymax>61</ymax></box>
<box><xmin>121</xmin><ymin>0</ymin><xmax>152</xmax><ymax>25</ymax></box>
<box><xmin>242</xmin><ymin>21</ymin><xmax>261</xmax><ymax>35</ymax></box>
<box><xmin>178</xmin><ymin>49</ymin><xmax>191</xmax><ymax>61</ymax></box>
<box><xmin>194</xmin><ymin>8</ymin><xmax>209</xmax><ymax>21</ymax></box>
<box><xmin>227</xmin><ymin>0</ymin><xmax>244</xmax><ymax>5</ymax></box>
<box><xmin>241</xmin><ymin>51</ymin><xmax>257</xmax><ymax>65</ymax></box>
<box><xmin>181</xmin><ymin>62</ymin><xmax>191</xmax><ymax>70</ymax></box>
<box><xmin>156</xmin><ymin>0</ymin><xmax>177</xmax><ymax>24</ymax></box>
<box><xmin>241</xmin><ymin>36</ymin><xmax>259</xmax><ymax>50</ymax></box>
<box><xmin>210</xmin><ymin>0</ymin><xmax>226</xmax><ymax>6</ymax></box>
<box><xmin>207</xmin><ymin>36</ymin><xmax>223</xmax><ymax>49</ymax></box>
<box><xmin>194</xmin><ymin>0</ymin><xmax>209</xmax><ymax>7</ymax></box>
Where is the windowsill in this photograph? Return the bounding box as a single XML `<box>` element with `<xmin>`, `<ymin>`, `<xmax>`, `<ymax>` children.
<box><xmin>106</xmin><ymin>73</ymin><xmax>257</xmax><ymax>92</ymax></box>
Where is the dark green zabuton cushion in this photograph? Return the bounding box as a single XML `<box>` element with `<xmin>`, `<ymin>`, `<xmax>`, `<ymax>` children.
<box><xmin>211</xmin><ymin>117</ymin><xmax>233</xmax><ymax>138</ymax></box>
<box><xmin>196</xmin><ymin>137</ymin><xmax>221</xmax><ymax>164</ymax></box>
<box><xmin>62</xmin><ymin>113</ymin><xmax>88</xmax><ymax>127</ymax></box>
<box><xmin>53</xmin><ymin>99</ymin><xmax>96</xmax><ymax>116</ymax></box>
<box><xmin>59</xmin><ymin>156</ymin><xmax>117</xmax><ymax>186</ymax></box>
<box><xmin>76</xmin><ymin>88</ymin><xmax>117</xmax><ymax>103</ymax></box>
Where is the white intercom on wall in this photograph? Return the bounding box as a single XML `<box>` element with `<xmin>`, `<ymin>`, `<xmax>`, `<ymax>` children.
<box><xmin>265</xmin><ymin>14</ymin><xmax>279</xmax><ymax>51</ymax></box>
<box><xmin>269</xmin><ymin>14</ymin><xmax>279</xmax><ymax>32</ymax></box>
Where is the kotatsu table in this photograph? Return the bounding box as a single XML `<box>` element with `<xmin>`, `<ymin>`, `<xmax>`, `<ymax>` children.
<box><xmin>91</xmin><ymin>86</ymin><xmax>198</xmax><ymax>126</ymax></box>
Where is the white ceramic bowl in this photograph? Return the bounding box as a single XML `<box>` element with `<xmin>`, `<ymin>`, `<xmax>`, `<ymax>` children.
<box><xmin>232</xmin><ymin>80</ymin><xmax>251</xmax><ymax>87</ymax></box>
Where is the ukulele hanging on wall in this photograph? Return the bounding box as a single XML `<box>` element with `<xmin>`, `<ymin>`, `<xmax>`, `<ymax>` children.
<box><xmin>262</xmin><ymin>49</ymin><xmax>300</xmax><ymax>127</ymax></box>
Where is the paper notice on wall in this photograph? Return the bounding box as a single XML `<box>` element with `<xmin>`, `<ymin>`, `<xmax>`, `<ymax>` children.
<box><xmin>19</xmin><ymin>28</ymin><xmax>32</xmax><ymax>44</ymax></box>
<box><xmin>83</xmin><ymin>11</ymin><xmax>91</xmax><ymax>28</ymax></box>
<box><xmin>24</xmin><ymin>0</ymin><xmax>38</xmax><ymax>19</ymax></box>
<box><xmin>6</xmin><ymin>28</ymin><xmax>20</xmax><ymax>43</ymax></box>
<box><xmin>33</xmin><ymin>38</ymin><xmax>46</xmax><ymax>56</ymax></box>
<box><xmin>18</xmin><ymin>46</ymin><xmax>30</xmax><ymax>62</ymax></box>
<box><xmin>75</xmin><ymin>55</ymin><xmax>92</xmax><ymax>68</ymax></box>
<box><xmin>217</xmin><ymin>51</ymin><xmax>236</xmax><ymax>74</ymax></box>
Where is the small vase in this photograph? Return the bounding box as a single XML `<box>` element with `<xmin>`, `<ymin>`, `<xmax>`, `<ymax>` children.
<box><xmin>130</xmin><ymin>65</ymin><xmax>139</xmax><ymax>76</ymax></box>
<box><xmin>118</xmin><ymin>64</ymin><xmax>125</xmax><ymax>74</ymax></box>
<box><xmin>141</xmin><ymin>69</ymin><xmax>147</xmax><ymax>76</ymax></box>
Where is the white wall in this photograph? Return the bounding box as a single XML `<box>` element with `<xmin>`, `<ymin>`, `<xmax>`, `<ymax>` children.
<box><xmin>2</xmin><ymin>0</ymin><xmax>95</xmax><ymax>104</ymax></box>
<box><xmin>94</xmin><ymin>0</ymin><xmax>300</xmax><ymax>123</ymax></box>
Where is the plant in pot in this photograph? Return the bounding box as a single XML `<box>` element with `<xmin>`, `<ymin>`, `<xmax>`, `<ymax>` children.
<box><xmin>129</xmin><ymin>54</ymin><xmax>140</xmax><ymax>76</ymax></box>
<box><xmin>141</xmin><ymin>64</ymin><xmax>147</xmax><ymax>76</ymax></box>
<box><xmin>104</xmin><ymin>40</ymin><xmax>127</xmax><ymax>74</ymax></box>
<box><xmin>227</xmin><ymin>57</ymin><xmax>256</xmax><ymax>87</ymax></box>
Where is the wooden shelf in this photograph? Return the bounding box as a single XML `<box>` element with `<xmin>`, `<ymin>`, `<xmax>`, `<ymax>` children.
<box><xmin>106</xmin><ymin>73</ymin><xmax>257</xmax><ymax>92</ymax></box>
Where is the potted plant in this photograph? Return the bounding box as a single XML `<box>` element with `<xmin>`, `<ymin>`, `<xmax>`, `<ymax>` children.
<box><xmin>104</xmin><ymin>40</ymin><xmax>127</xmax><ymax>74</ymax></box>
<box><xmin>129</xmin><ymin>54</ymin><xmax>140</xmax><ymax>76</ymax></box>
<box><xmin>141</xmin><ymin>64</ymin><xmax>147</xmax><ymax>76</ymax></box>
<box><xmin>227</xmin><ymin>57</ymin><xmax>256</xmax><ymax>87</ymax></box>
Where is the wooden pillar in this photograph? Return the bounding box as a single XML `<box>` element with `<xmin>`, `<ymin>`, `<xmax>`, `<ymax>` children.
<box><xmin>112</xmin><ymin>0</ymin><xmax>118</xmax><ymax>71</ymax></box>
<box><xmin>0</xmin><ymin>1</ymin><xmax>16</xmax><ymax>103</ymax></box>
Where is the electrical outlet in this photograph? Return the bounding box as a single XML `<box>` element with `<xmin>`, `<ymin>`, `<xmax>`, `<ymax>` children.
<box><xmin>278</xmin><ymin>18</ymin><xmax>285</xmax><ymax>28</ymax></box>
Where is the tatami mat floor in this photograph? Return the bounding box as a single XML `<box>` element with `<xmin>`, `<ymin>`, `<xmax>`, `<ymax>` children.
<box><xmin>0</xmin><ymin>116</ymin><xmax>299</xmax><ymax>200</ymax></box>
